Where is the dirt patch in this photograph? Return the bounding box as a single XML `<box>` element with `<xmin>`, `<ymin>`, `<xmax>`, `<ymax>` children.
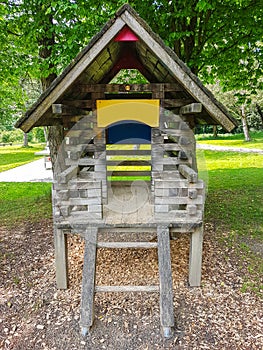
<box><xmin>239</xmin><ymin>236</ymin><xmax>263</xmax><ymax>258</ymax></box>
<box><xmin>0</xmin><ymin>220</ymin><xmax>262</xmax><ymax>349</ymax></box>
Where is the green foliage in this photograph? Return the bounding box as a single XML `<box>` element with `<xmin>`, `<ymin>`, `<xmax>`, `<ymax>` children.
<box><xmin>32</xmin><ymin>127</ymin><xmax>46</xmax><ymax>143</ymax></box>
<box><xmin>0</xmin><ymin>130</ymin><xmax>24</xmax><ymax>144</ymax></box>
<box><xmin>0</xmin><ymin>128</ymin><xmax>46</xmax><ymax>145</ymax></box>
<box><xmin>111</xmin><ymin>69</ymin><xmax>148</xmax><ymax>84</ymax></box>
<box><xmin>206</xmin><ymin>83</ymin><xmax>263</xmax><ymax>132</ymax></box>
<box><xmin>2</xmin><ymin>1</ymin><xmax>262</xmax><ymax>89</ymax></box>
<box><xmin>129</xmin><ymin>0</ymin><xmax>263</xmax><ymax>90</ymax></box>
<box><xmin>0</xmin><ymin>0</ymin><xmax>262</xmax><ymax>137</ymax></box>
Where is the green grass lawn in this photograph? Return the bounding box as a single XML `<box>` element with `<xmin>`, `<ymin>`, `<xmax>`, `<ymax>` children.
<box><xmin>0</xmin><ymin>144</ymin><xmax>52</xmax><ymax>226</ymax></box>
<box><xmin>198</xmin><ymin>149</ymin><xmax>263</xmax><ymax>294</ymax></box>
<box><xmin>0</xmin><ymin>182</ymin><xmax>52</xmax><ymax>226</ymax></box>
<box><xmin>197</xmin><ymin>131</ymin><xmax>263</xmax><ymax>149</ymax></box>
<box><xmin>198</xmin><ymin>150</ymin><xmax>263</xmax><ymax>239</ymax></box>
<box><xmin>0</xmin><ymin>144</ymin><xmax>45</xmax><ymax>172</ymax></box>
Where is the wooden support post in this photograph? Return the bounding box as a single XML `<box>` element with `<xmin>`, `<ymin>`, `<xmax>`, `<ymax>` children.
<box><xmin>80</xmin><ymin>228</ymin><xmax>98</xmax><ymax>336</ymax></box>
<box><xmin>157</xmin><ymin>225</ymin><xmax>174</xmax><ymax>338</ymax></box>
<box><xmin>54</xmin><ymin>228</ymin><xmax>68</xmax><ymax>289</ymax></box>
<box><xmin>189</xmin><ymin>225</ymin><xmax>203</xmax><ymax>287</ymax></box>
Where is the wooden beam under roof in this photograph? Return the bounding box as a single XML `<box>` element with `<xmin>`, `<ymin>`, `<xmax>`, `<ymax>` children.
<box><xmin>61</xmin><ymin>98</ymin><xmax>194</xmax><ymax>109</ymax></box>
<box><xmin>52</xmin><ymin>104</ymin><xmax>90</xmax><ymax>116</ymax></box>
<box><xmin>77</xmin><ymin>83</ymin><xmax>183</xmax><ymax>93</ymax></box>
<box><xmin>180</xmin><ymin>103</ymin><xmax>202</xmax><ymax>115</ymax></box>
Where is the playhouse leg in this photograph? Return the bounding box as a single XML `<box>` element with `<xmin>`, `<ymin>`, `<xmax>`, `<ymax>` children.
<box><xmin>189</xmin><ymin>225</ymin><xmax>203</xmax><ymax>287</ymax></box>
<box><xmin>157</xmin><ymin>225</ymin><xmax>175</xmax><ymax>338</ymax></box>
<box><xmin>54</xmin><ymin>228</ymin><xmax>68</xmax><ymax>289</ymax></box>
<box><xmin>80</xmin><ymin>228</ymin><xmax>98</xmax><ymax>336</ymax></box>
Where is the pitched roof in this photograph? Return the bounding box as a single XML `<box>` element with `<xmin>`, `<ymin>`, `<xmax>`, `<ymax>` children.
<box><xmin>16</xmin><ymin>4</ymin><xmax>237</xmax><ymax>132</ymax></box>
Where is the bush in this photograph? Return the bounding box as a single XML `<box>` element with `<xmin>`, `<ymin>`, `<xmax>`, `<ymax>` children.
<box><xmin>1</xmin><ymin>132</ymin><xmax>11</xmax><ymax>144</ymax></box>
<box><xmin>0</xmin><ymin>130</ymin><xmax>24</xmax><ymax>144</ymax></box>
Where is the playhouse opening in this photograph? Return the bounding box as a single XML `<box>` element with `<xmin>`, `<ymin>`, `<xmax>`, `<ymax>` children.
<box><xmin>97</xmin><ymin>97</ymin><xmax>159</xmax><ymax>183</ymax></box>
<box><xmin>106</xmin><ymin>120</ymin><xmax>152</xmax><ymax>182</ymax></box>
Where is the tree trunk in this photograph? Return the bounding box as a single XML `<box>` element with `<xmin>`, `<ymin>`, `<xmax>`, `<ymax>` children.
<box><xmin>41</xmin><ymin>76</ymin><xmax>64</xmax><ymax>172</ymax></box>
<box><xmin>23</xmin><ymin>132</ymin><xmax>28</xmax><ymax>147</ymax></box>
<box><xmin>240</xmin><ymin>104</ymin><xmax>251</xmax><ymax>142</ymax></box>
<box><xmin>47</xmin><ymin>125</ymin><xmax>65</xmax><ymax>173</ymax></box>
<box><xmin>39</xmin><ymin>12</ymin><xmax>64</xmax><ymax>173</ymax></box>
<box><xmin>255</xmin><ymin>104</ymin><xmax>263</xmax><ymax>129</ymax></box>
<box><xmin>213</xmin><ymin>125</ymin><xmax>218</xmax><ymax>138</ymax></box>
<box><xmin>43</xmin><ymin>126</ymin><xmax>48</xmax><ymax>143</ymax></box>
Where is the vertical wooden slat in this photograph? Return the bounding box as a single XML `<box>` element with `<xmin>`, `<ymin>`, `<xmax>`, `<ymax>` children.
<box><xmin>189</xmin><ymin>225</ymin><xmax>203</xmax><ymax>286</ymax></box>
<box><xmin>80</xmin><ymin>228</ymin><xmax>98</xmax><ymax>333</ymax></box>
<box><xmin>157</xmin><ymin>225</ymin><xmax>174</xmax><ymax>337</ymax></box>
<box><xmin>54</xmin><ymin>228</ymin><xmax>68</xmax><ymax>289</ymax></box>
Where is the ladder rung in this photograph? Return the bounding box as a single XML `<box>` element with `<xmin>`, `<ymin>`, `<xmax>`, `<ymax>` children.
<box><xmin>97</xmin><ymin>242</ymin><xmax>158</xmax><ymax>249</ymax></box>
<box><xmin>95</xmin><ymin>285</ymin><xmax>159</xmax><ymax>292</ymax></box>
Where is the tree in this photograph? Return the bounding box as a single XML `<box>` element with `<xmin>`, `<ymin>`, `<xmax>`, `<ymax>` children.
<box><xmin>130</xmin><ymin>0</ymin><xmax>262</xmax><ymax>139</ymax></box>
<box><xmin>207</xmin><ymin>82</ymin><xmax>263</xmax><ymax>137</ymax></box>
<box><xmin>130</xmin><ymin>1</ymin><xmax>263</xmax><ymax>83</ymax></box>
<box><xmin>1</xmin><ymin>0</ymin><xmax>262</xmax><ymax>160</ymax></box>
<box><xmin>1</xmin><ymin>0</ymin><xmax>113</xmax><ymax>165</ymax></box>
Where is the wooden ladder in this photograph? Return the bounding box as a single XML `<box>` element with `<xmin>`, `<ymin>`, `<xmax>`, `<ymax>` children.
<box><xmin>80</xmin><ymin>225</ymin><xmax>175</xmax><ymax>338</ymax></box>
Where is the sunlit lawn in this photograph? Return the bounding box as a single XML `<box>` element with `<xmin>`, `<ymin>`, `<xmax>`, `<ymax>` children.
<box><xmin>197</xmin><ymin>131</ymin><xmax>263</xmax><ymax>149</ymax></box>
<box><xmin>0</xmin><ymin>144</ymin><xmax>45</xmax><ymax>172</ymax></box>
<box><xmin>197</xmin><ymin>150</ymin><xmax>263</xmax><ymax>239</ymax></box>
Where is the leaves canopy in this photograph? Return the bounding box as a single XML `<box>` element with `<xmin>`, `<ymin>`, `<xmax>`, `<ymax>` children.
<box><xmin>0</xmin><ymin>0</ymin><xmax>262</xmax><ymax>128</ymax></box>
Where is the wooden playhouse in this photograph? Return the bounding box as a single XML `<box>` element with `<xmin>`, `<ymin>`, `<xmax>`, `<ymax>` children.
<box><xmin>16</xmin><ymin>4</ymin><xmax>237</xmax><ymax>338</ymax></box>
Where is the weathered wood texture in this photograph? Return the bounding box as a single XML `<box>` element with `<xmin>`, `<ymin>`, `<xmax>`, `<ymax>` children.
<box><xmin>53</xmin><ymin>179</ymin><xmax>103</xmax><ymax>224</ymax></box>
<box><xmin>80</xmin><ymin>228</ymin><xmax>98</xmax><ymax>329</ymax></box>
<box><xmin>95</xmin><ymin>285</ymin><xmax>159</xmax><ymax>292</ymax></box>
<box><xmin>53</xmin><ymin>228</ymin><xmax>68</xmax><ymax>289</ymax></box>
<box><xmin>157</xmin><ymin>225</ymin><xmax>175</xmax><ymax>333</ymax></box>
<box><xmin>51</xmin><ymin>83</ymin><xmax>205</xmax><ymax>340</ymax></box>
<box><xmin>189</xmin><ymin>225</ymin><xmax>203</xmax><ymax>286</ymax></box>
<box><xmin>180</xmin><ymin>103</ymin><xmax>202</xmax><ymax>115</ymax></box>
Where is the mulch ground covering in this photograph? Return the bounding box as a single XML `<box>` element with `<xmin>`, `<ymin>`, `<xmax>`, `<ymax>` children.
<box><xmin>0</xmin><ymin>219</ymin><xmax>262</xmax><ymax>349</ymax></box>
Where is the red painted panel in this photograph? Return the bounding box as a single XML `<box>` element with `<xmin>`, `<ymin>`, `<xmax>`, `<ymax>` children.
<box><xmin>114</xmin><ymin>26</ymin><xmax>139</xmax><ymax>42</ymax></box>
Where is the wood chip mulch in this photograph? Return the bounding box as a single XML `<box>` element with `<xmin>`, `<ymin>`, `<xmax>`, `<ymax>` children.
<box><xmin>0</xmin><ymin>219</ymin><xmax>262</xmax><ymax>349</ymax></box>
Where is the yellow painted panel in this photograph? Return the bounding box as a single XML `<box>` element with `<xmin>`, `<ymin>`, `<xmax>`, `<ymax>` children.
<box><xmin>97</xmin><ymin>99</ymin><xmax>159</xmax><ymax>127</ymax></box>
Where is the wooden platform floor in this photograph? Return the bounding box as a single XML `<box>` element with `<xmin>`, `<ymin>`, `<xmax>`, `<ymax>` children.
<box><xmin>103</xmin><ymin>182</ymin><xmax>154</xmax><ymax>226</ymax></box>
<box><xmin>57</xmin><ymin>181</ymin><xmax>201</xmax><ymax>231</ymax></box>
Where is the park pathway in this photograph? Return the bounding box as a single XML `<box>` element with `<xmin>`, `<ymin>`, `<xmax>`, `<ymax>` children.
<box><xmin>197</xmin><ymin>144</ymin><xmax>263</xmax><ymax>154</ymax></box>
<box><xmin>0</xmin><ymin>158</ymin><xmax>53</xmax><ymax>182</ymax></box>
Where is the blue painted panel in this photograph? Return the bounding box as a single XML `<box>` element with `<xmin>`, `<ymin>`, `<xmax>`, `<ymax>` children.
<box><xmin>107</xmin><ymin>121</ymin><xmax>151</xmax><ymax>144</ymax></box>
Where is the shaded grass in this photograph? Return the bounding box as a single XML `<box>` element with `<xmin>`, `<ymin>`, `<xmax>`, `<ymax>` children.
<box><xmin>0</xmin><ymin>144</ymin><xmax>45</xmax><ymax>172</ymax></box>
<box><xmin>0</xmin><ymin>182</ymin><xmax>52</xmax><ymax>226</ymax></box>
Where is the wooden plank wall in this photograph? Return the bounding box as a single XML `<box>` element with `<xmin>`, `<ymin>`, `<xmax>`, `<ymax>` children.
<box><xmin>52</xmin><ymin>83</ymin><xmax>204</xmax><ymax>227</ymax></box>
